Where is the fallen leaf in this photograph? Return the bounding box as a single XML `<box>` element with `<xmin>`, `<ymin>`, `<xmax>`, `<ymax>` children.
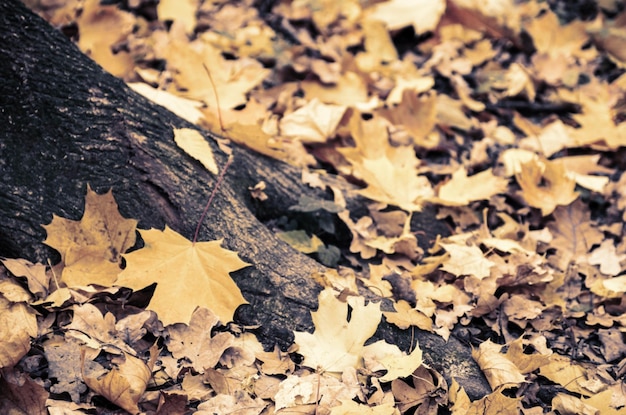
<box><xmin>117</xmin><ymin>226</ymin><xmax>250</xmax><ymax>325</ymax></box>
<box><xmin>157</xmin><ymin>0</ymin><xmax>198</xmax><ymax>34</ymax></box>
<box><xmin>435</xmin><ymin>167</ymin><xmax>508</xmax><ymax>206</ymax></box>
<box><xmin>43</xmin><ymin>185</ymin><xmax>137</xmax><ymax>287</ymax></box>
<box><xmin>516</xmin><ymin>158</ymin><xmax>579</xmax><ymax>215</ymax></box>
<box><xmin>547</xmin><ymin>200</ymin><xmax>604</xmax><ymax>271</ymax></box>
<box><xmin>82</xmin><ymin>345</ymin><xmax>158</xmax><ymax>414</ymax></box>
<box><xmin>280</xmin><ymin>98</ymin><xmax>347</xmax><ymax>144</ymax></box>
<box><xmin>329</xmin><ymin>399</ymin><xmax>398</xmax><ymax>415</ymax></box>
<box><xmin>383</xmin><ymin>300</ymin><xmax>433</xmax><ymax>332</ymax></box>
<box><xmin>294</xmin><ymin>288</ymin><xmax>382</xmax><ymax>373</ymax></box>
<box><xmin>0</xmin><ymin>369</ymin><xmax>48</xmax><ymax>415</ymax></box>
<box><xmin>0</xmin><ymin>280</ymin><xmax>38</xmax><ymax>368</ymax></box>
<box><xmin>367</xmin><ymin>0</ymin><xmax>445</xmax><ymax>34</ymax></box>
<box><xmin>472</xmin><ymin>340</ymin><xmax>525</xmax><ymax>389</ymax></box>
<box><xmin>196</xmin><ymin>391</ymin><xmax>267</xmax><ymax>415</ymax></box>
<box><xmin>166</xmin><ymin>307</ymin><xmax>235</xmax><ymax>373</ymax></box>
<box><xmin>173</xmin><ymin>128</ymin><xmax>219</xmax><ymax>174</ymax></box>
<box><xmin>294</xmin><ymin>289</ymin><xmax>423</xmax><ymax>379</ymax></box>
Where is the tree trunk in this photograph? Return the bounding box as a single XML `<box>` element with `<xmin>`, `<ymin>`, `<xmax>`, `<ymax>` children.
<box><xmin>0</xmin><ymin>0</ymin><xmax>490</xmax><ymax>399</ymax></box>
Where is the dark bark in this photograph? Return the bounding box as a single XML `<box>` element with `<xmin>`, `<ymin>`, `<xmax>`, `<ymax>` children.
<box><xmin>0</xmin><ymin>0</ymin><xmax>490</xmax><ymax>399</ymax></box>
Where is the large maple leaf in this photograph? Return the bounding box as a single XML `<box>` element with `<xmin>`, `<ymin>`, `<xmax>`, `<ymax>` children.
<box><xmin>116</xmin><ymin>226</ymin><xmax>249</xmax><ymax>325</ymax></box>
<box><xmin>294</xmin><ymin>288</ymin><xmax>422</xmax><ymax>380</ymax></box>
<box><xmin>43</xmin><ymin>186</ymin><xmax>137</xmax><ymax>287</ymax></box>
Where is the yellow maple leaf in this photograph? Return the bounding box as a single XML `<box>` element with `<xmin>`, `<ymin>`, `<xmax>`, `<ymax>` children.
<box><xmin>279</xmin><ymin>98</ymin><xmax>347</xmax><ymax>144</ymax></box>
<box><xmin>116</xmin><ymin>226</ymin><xmax>250</xmax><ymax>325</ymax></box>
<box><xmin>515</xmin><ymin>158</ymin><xmax>578</xmax><ymax>215</ymax></box>
<box><xmin>435</xmin><ymin>167</ymin><xmax>508</xmax><ymax>206</ymax></box>
<box><xmin>43</xmin><ymin>186</ymin><xmax>137</xmax><ymax>287</ymax></box>
<box><xmin>345</xmin><ymin>146</ymin><xmax>433</xmax><ymax>211</ymax></box>
<box><xmin>440</xmin><ymin>242</ymin><xmax>494</xmax><ymax>279</ymax></box>
<box><xmin>294</xmin><ymin>289</ymin><xmax>423</xmax><ymax>380</ymax></box>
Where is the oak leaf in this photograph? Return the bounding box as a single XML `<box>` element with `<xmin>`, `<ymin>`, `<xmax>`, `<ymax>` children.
<box><xmin>43</xmin><ymin>186</ymin><xmax>137</xmax><ymax>287</ymax></box>
<box><xmin>116</xmin><ymin>226</ymin><xmax>249</xmax><ymax>325</ymax></box>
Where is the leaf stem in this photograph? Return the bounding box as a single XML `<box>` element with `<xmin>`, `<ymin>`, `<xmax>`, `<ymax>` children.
<box><xmin>193</xmin><ymin>155</ymin><xmax>234</xmax><ymax>244</ymax></box>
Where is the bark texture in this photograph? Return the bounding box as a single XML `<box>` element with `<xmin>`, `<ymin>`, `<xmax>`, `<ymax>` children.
<box><xmin>0</xmin><ymin>0</ymin><xmax>490</xmax><ymax>399</ymax></box>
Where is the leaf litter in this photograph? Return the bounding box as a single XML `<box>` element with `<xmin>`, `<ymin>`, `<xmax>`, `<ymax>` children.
<box><xmin>5</xmin><ymin>0</ymin><xmax>626</xmax><ymax>413</ymax></box>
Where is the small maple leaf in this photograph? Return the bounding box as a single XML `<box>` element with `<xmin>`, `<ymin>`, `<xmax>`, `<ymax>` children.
<box><xmin>515</xmin><ymin>158</ymin><xmax>578</xmax><ymax>216</ymax></box>
<box><xmin>435</xmin><ymin>167</ymin><xmax>509</xmax><ymax>206</ymax></box>
<box><xmin>43</xmin><ymin>185</ymin><xmax>137</xmax><ymax>287</ymax></box>
<box><xmin>116</xmin><ymin>226</ymin><xmax>250</xmax><ymax>325</ymax></box>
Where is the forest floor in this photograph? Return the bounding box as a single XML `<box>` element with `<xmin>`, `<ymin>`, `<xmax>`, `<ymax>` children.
<box><xmin>4</xmin><ymin>0</ymin><xmax>626</xmax><ymax>413</ymax></box>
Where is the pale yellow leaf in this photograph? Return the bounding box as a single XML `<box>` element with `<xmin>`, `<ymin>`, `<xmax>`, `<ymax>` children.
<box><xmin>294</xmin><ymin>288</ymin><xmax>382</xmax><ymax>372</ymax></box>
<box><xmin>173</xmin><ymin>128</ymin><xmax>218</xmax><ymax>175</ymax></box>
<box><xmin>117</xmin><ymin>226</ymin><xmax>249</xmax><ymax>325</ymax></box>
<box><xmin>367</xmin><ymin>0</ymin><xmax>445</xmax><ymax>34</ymax></box>
<box><xmin>436</xmin><ymin>167</ymin><xmax>508</xmax><ymax>206</ymax></box>
<box><xmin>280</xmin><ymin>98</ymin><xmax>347</xmax><ymax>144</ymax></box>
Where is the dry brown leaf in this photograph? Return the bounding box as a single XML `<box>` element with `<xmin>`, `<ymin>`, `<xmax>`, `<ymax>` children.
<box><xmin>472</xmin><ymin>340</ymin><xmax>525</xmax><ymax>389</ymax></box>
<box><xmin>117</xmin><ymin>226</ymin><xmax>250</xmax><ymax>325</ymax></box>
<box><xmin>166</xmin><ymin>307</ymin><xmax>235</xmax><ymax>373</ymax></box>
<box><xmin>0</xmin><ymin>290</ymin><xmax>37</xmax><ymax>368</ymax></box>
<box><xmin>2</xmin><ymin>258</ymin><xmax>50</xmax><ymax>299</ymax></box>
<box><xmin>82</xmin><ymin>344</ymin><xmax>158</xmax><ymax>414</ymax></box>
<box><xmin>0</xmin><ymin>369</ymin><xmax>48</xmax><ymax>415</ymax></box>
<box><xmin>547</xmin><ymin>200</ymin><xmax>604</xmax><ymax>271</ymax></box>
